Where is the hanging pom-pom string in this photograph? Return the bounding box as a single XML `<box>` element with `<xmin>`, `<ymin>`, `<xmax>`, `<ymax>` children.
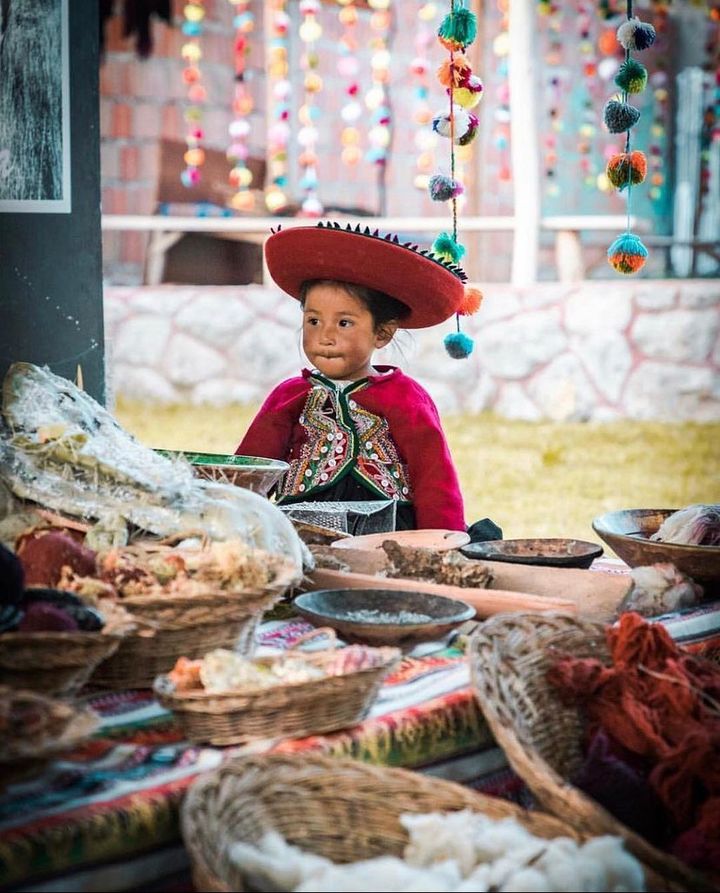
<box><xmin>603</xmin><ymin>0</ymin><xmax>652</xmax><ymax>275</ymax></box>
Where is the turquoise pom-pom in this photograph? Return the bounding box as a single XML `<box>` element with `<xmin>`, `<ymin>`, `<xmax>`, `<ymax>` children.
<box><xmin>438</xmin><ymin>7</ymin><xmax>477</xmax><ymax>49</ymax></box>
<box><xmin>444</xmin><ymin>331</ymin><xmax>474</xmax><ymax>359</ymax></box>
<box><xmin>432</xmin><ymin>232</ymin><xmax>466</xmax><ymax>264</ymax></box>
<box><xmin>607</xmin><ymin>232</ymin><xmax>649</xmax><ymax>275</ymax></box>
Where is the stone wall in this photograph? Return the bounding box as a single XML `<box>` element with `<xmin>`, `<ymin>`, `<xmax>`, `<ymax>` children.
<box><xmin>104</xmin><ymin>279</ymin><xmax>720</xmax><ymax>422</ymax></box>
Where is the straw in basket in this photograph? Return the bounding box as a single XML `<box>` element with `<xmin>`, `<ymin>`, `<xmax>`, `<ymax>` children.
<box><xmin>181</xmin><ymin>752</ymin><xmax>602</xmax><ymax>893</ymax></box>
<box><xmin>468</xmin><ymin>611</ymin><xmax>715</xmax><ymax>893</ymax></box>
<box><xmin>90</xmin><ymin>562</ymin><xmax>298</xmax><ymax>690</ymax></box>
<box><xmin>154</xmin><ymin>628</ymin><xmax>401</xmax><ymax>745</ymax></box>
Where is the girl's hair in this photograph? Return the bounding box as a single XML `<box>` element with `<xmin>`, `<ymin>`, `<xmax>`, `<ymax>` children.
<box><xmin>299</xmin><ymin>279</ymin><xmax>411</xmax><ymax>330</ymax></box>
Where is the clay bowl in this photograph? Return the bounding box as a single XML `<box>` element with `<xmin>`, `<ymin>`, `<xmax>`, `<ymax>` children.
<box><xmin>461</xmin><ymin>538</ymin><xmax>603</xmax><ymax>570</ymax></box>
<box><xmin>592</xmin><ymin>508</ymin><xmax>720</xmax><ymax>591</ymax></box>
<box><xmin>293</xmin><ymin>588</ymin><xmax>475</xmax><ymax>648</ymax></box>
<box><xmin>156</xmin><ymin>451</ymin><xmax>288</xmax><ymax>496</ymax></box>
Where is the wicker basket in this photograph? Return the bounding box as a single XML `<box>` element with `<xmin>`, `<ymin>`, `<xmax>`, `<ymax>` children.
<box><xmin>0</xmin><ymin>628</ymin><xmax>123</xmax><ymax>697</ymax></box>
<box><xmin>181</xmin><ymin>752</ymin><xmax>600</xmax><ymax>893</ymax></box>
<box><xmin>90</xmin><ymin>564</ymin><xmax>298</xmax><ymax>690</ymax></box>
<box><xmin>468</xmin><ymin>611</ymin><xmax>715</xmax><ymax>893</ymax></box>
<box><xmin>154</xmin><ymin>630</ymin><xmax>401</xmax><ymax>745</ymax></box>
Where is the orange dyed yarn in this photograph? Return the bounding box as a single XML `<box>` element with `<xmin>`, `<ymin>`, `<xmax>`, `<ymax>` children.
<box><xmin>548</xmin><ymin>612</ymin><xmax>720</xmax><ymax>831</ymax></box>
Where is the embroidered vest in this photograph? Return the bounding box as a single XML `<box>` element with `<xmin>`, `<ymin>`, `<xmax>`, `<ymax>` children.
<box><xmin>276</xmin><ymin>373</ymin><xmax>413</xmax><ymax>503</ymax></box>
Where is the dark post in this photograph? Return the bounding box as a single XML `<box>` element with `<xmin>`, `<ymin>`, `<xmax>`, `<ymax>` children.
<box><xmin>0</xmin><ymin>0</ymin><xmax>104</xmax><ymax>403</ymax></box>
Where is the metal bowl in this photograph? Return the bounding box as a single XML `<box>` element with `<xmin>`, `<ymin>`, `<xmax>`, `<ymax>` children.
<box><xmin>156</xmin><ymin>450</ymin><xmax>288</xmax><ymax>496</ymax></box>
<box><xmin>293</xmin><ymin>588</ymin><xmax>475</xmax><ymax>648</ymax></box>
<box><xmin>592</xmin><ymin>509</ymin><xmax>720</xmax><ymax>590</ymax></box>
<box><xmin>461</xmin><ymin>538</ymin><xmax>603</xmax><ymax>569</ymax></box>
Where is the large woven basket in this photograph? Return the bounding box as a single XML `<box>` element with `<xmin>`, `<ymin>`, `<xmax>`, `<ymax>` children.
<box><xmin>468</xmin><ymin>611</ymin><xmax>715</xmax><ymax>893</ymax></box>
<box><xmin>181</xmin><ymin>753</ymin><xmax>601</xmax><ymax>893</ymax></box>
<box><xmin>0</xmin><ymin>628</ymin><xmax>123</xmax><ymax>697</ymax></box>
<box><xmin>154</xmin><ymin>632</ymin><xmax>401</xmax><ymax>745</ymax></box>
<box><xmin>90</xmin><ymin>563</ymin><xmax>298</xmax><ymax>690</ymax></box>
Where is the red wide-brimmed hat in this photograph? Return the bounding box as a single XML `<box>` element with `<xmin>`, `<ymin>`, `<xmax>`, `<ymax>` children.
<box><xmin>264</xmin><ymin>222</ymin><xmax>469</xmax><ymax>329</ymax></box>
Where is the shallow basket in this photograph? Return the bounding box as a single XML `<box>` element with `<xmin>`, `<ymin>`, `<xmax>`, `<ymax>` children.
<box><xmin>0</xmin><ymin>629</ymin><xmax>123</xmax><ymax>697</ymax></box>
<box><xmin>181</xmin><ymin>753</ymin><xmax>599</xmax><ymax>893</ymax></box>
<box><xmin>468</xmin><ymin>611</ymin><xmax>715</xmax><ymax>893</ymax></box>
<box><xmin>154</xmin><ymin>634</ymin><xmax>401</xmax><ymax>746</ymax></box>
<box><xmin>90</xmin><ymin>564</ymin><xmax>297</xmax><ymax>690</ymax></box>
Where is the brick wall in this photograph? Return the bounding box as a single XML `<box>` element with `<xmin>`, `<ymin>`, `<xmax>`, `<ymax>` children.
<box><xmin>100</xmin><ymin>1</ymin><xmax>460</xmax><ymax>283</ymax></box>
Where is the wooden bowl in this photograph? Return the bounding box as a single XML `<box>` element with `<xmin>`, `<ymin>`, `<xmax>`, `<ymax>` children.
<box><xmin>592</xmin><ymin>509</ymin><xmax>720</xmax><ymax>591</ymax></box>
<box><xmin>293</xmin><ymin>588</ymin><xmax>475</xmax><ymax>647</ymax></box>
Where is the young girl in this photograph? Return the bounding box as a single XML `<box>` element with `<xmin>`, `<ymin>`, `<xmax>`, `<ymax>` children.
<box><xmin>236</xmin><ymin>222</ymin><xmax>471</xmax><ymax>531</ymax></box>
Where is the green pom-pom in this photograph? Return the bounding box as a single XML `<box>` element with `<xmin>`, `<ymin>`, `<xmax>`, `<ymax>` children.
<box><xmin>444</xmin><ymin>331</ymin><xmax>474</xmax><ymax>359</ymax></box>
<box><xmin>432</xmin><ymin>232</ymin><xmax>466</xmax><ymax>264</ymax></box>
<box><xmin>438</xmin><ymin>6</ymin><xmax>477</xmax><ymax>49</ymax></box>
<box><xmin>614</xmin><ymin>59</ymin><xmax>648</xmax><ymax>94</ymax></box>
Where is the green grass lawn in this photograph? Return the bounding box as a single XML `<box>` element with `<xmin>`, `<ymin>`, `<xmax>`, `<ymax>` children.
<box><xmin>116</xmin><ymin>399</ymin><xmax>720</xmax><ymax>547</ymax></box>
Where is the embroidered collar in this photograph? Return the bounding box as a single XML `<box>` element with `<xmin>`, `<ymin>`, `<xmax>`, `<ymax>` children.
<box><xmin>302</xmin><ymin>366</ymin><xmax>399</xmax><ymax>391</ymax></box>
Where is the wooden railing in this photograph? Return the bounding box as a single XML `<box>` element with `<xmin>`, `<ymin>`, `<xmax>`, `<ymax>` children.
<box><xmin>101</xmin><ymin>213</ymin><xmax>650</xmax><ymax>286</ymax></box>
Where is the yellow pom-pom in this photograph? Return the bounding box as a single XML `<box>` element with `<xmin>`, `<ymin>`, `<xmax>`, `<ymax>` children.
<box><xmin>458</xmin><ymin>286</ymin><xmax>483</xmax><ymax>316</ymax></box>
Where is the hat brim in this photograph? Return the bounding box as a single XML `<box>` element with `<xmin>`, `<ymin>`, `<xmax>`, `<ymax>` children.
<box><xmin>264</xmin><ymin>225</ymin><xmax>466</xmax><ymax>329</ymax></box>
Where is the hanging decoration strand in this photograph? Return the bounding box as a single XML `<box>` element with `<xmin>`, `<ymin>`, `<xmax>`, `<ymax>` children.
<box><xmin>431</xmin><ymin>0</ymin><xmax>484</xmax><ymax>359</ymax></box>
<box><xmin>603</xmin><ymin>0</ymin><xmax>656</xmax><ymax>274</ymax></box>
<box><xmin>226</xmin><ymin>0</ymin><xmax>255</xmax><ymax>212</ymax></box>
<box><xmin>180</xmin><ymin>0</ymin><xmax>207</xmax><ymax>189</ymax></box>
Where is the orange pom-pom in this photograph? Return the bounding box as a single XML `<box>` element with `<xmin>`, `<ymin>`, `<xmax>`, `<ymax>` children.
<box><xmin>437</xmin><ymin>53</ymin><xmax>472</xmax><ymax>88</ymax></box>
<box><xmin>458</xmin><ymin>286</ymin><xmax>483</xmax><ymax>316</ymax></box>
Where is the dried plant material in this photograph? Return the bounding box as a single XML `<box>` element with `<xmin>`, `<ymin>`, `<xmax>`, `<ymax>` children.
<box><xmin>381</xmin><ymin>541</ymin><xmax>493</xmax><ymax>589</ymax></box>
<box><xmin>59</xmin><ymin>538</ymin><xmax>292</xmax><ymax>602</ymax></box>
<box><xmin>618</xmin><ymin>562</ymin><xmax>704</xmax><ymax>618</ymax></box>
<box><xmin>307</xmin><ymin>545</ymin><xmax>351</xmax><ymax>572</ymax></box>
<box><xmin>292</xmin><ymin>521</ymin><xmax>352</xmax><ymax>547</ymax></box>
<box><xmin>650</xmin><ymin>504</ymin><xmax>720</xmax><ymax>546</ymax></box>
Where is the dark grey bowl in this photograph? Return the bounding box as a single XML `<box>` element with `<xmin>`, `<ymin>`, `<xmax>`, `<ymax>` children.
<box><xmin>461</xmin><ymin>538</ymin><xmax>604</xmax><ymax>569</ymax></box>
<box><xmin>293</xmin><ymin>588</ymin><xmax>475</xmax><ymax>647</ymax></box>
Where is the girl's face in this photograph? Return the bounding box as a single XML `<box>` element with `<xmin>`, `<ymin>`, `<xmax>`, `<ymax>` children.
<box><xmin>302</xmin><ymin>283</ymin><xmax>396</xmax><ymax>381</ymax></box>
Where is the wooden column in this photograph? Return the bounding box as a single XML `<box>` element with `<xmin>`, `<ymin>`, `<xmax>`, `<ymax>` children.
<box><xmin>0</xmin><ymin>0</ymin><xmax>104</xmax><ymax>402</ymax></box>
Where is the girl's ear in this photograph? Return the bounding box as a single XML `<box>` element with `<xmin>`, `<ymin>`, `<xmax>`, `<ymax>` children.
<box><xmin>375</xmin><ymin>320</ymin><xmax>399</xmax><ymax>348</ymax></box>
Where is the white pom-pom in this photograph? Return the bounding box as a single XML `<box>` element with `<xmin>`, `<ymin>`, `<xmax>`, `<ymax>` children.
<box><xmin>616</xmin><ymin>17</ymin><xmax>656</xmax><ymax>50</ymax></box>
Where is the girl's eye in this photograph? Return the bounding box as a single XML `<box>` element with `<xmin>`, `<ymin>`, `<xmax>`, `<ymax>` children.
<box><xmin>306</xmin><ymin>317</ymin><xmax>319</xmax><ymax>326</ymax></box>
<box><xmin>339</xmin><ymin>319</ymin><xmax>353</xmax><ymax>328</ymax></box>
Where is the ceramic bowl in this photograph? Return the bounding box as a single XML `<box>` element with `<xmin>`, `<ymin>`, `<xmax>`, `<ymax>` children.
<box><xmin>293</xmin><ymin>588</ymin><xmax>475</xmax><ymax>648</ymax></box>
<box><xmin>461</xmin><ymin>538</ymin><xmax>604</xmax><ymax>570</ymax></box>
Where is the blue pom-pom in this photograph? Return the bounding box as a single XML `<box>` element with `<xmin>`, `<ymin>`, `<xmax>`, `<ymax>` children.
<box><xmin>444</xmin><ymin>332</ymin><xmax>474</xmax><ymax>359</ymax></box>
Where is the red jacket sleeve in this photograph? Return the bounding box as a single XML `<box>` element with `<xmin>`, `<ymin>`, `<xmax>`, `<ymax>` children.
<box><xmin>235</xmin><ymin>378</ymin><xmax>309</xmax><ymax>461</ymax></box>
<box><xmin>359</xmin><ymin>375</ymin><xmax>466</xmax><ymax>531</ymax></box>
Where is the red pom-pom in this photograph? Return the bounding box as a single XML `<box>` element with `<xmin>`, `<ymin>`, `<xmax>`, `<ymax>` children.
<box><xmin>458</xmin><ymin>286</ymin><xmax>483</xmax><ymax>316</ymax></box>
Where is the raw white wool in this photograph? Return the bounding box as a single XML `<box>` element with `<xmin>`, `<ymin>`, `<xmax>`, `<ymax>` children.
<box><xmin>342</xmin><ymin>609</ymin><xmax>433</xmax><ymax>624</ymax></box>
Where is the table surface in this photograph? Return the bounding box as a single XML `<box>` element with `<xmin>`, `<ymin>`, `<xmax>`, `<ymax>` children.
<box><xmin>0</xmin><ymin>619</ymin><xmax>505</xmax><ymax>892</ymax></box>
